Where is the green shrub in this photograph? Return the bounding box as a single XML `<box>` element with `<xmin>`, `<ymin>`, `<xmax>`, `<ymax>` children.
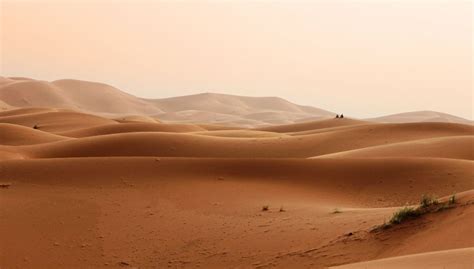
<box><xmin>389</xmin><ymin>206</ymin><xmax>420</xmax><ymax>224</ymax></box>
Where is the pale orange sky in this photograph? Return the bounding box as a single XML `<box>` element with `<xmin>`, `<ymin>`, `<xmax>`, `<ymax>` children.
<box><xmin>1</xmin><ymin>0</ymin><xmax>472</xmax><ymax>119</ymax></box>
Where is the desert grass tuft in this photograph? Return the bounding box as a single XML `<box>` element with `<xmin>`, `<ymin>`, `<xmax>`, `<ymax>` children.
<box><xmin>420</xmin><ymin>194</ymin><xmax>438</xmax><ymax>208</ymax></box>
<box><xmin>374</xmin><ymin>193</ymin><xmax>459</xmax><ymax>231</ymax></box>
<box><xmin>448</xmin><ymin>193</ymin><xmax>456</xmax><ymax>205</ymax></box>
<box><xmin>389</xmin><ymin>206</ymin><xmax>420</xmax><ymax>224</ymax></box>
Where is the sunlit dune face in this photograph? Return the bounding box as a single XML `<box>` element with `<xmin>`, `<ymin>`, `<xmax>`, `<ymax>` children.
<box><xmin>1</xmin><ymin>0</ymin><xmax>472</xmax><ymax>119</ymax></box>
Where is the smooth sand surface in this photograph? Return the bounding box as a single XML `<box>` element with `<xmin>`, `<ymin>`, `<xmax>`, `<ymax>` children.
<box><xmin>313</xmin><ymin>136</ymin><xmax>474</xmax><ymax>160</ymax></box>
<box><xmin>0</xmin><ymin>77</ymin><xmax>162</xmax><ymax>115</ymax></box>
<box><xmin>331</xmin><ymin>248</ymin><xmax>474</xmax><ymax>269</ymax></box>
<box><xmin>0</xmin><ymin>107</ymin><xmax>473</xmax><ymax>269</ymax></box>
<box><xmin>369</xmin><ymin>110</ymin><xmax>473</xmax><ymax>125</ymax></box>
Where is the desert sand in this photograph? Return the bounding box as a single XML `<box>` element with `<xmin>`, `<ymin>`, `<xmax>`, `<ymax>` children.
<box><xmin>2</xmin><ymin>77</ymin><xmax>472</xmax><ymax>127</ymax></box>
<box><xmin>0</xmin><ymin>78</ymin><xmax>473</xmax><ymax>268</ymax></box>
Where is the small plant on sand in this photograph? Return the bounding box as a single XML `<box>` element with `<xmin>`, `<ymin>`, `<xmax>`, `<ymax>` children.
<box><xmin>448</xmin><ymin>193</ymin><xmax>456</xmax><ymax>205</ymax></box>
<box><xmin>389</xmin><ymin>206</ymin><xmax>420</xmax><ymax>224</ymax></box>
<box><xmin>374</xmin><ymin>193</ymin><xmax>458</xmax><ymax>231</ymax></box>
<box><xmin>262</xmin><ymin>205</ymin><xmax>269</xmax><ymax>211</ymax></box>
<box><xmin>33</xmin><ymin>124</ymin><xmax>39</xmax><ymax>129</ymax></box>
<box><xmin>279</xmin><ymin>206</ymin><xmax>285</xmax><ymax>212</ymax></box>
<box><xmin>332</xmin><ymin>208</ymin><xmax>342</xmax><ymax>214</ymax></box>
<box><xmin>420</xmin><ymin>194</ymin><xmax>438</xmax><ymax>208</ymax></box>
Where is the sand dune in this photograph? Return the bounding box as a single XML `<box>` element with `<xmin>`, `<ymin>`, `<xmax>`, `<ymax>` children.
<box><xmin>0</xmin><ymin>107</ymin><xmax>57</xmax><ymax>117</ymax></box>
<box><xmin>257</xmin><ymin>118</ymin><xmax>371</xmax><ymax>133</ymax></box>
<box><xmin>269</xmin><ymin>190</ymin><xmax>474</xmax><ymax>268</ymax></box>
<box><xmin>369</xmin><ymin>110</ymin><xmax>473</xmax><ymax>125</ymax></box>
<box><xmin>149</xmin><ymin>93</ymin><xmax>335</xmax><ymax>126</ymax></box>
<box><xmin>0</xmin><ymin>100</ymin><xmax>12</xmax><ymax>110</ymax></box>
<box><xmin>331</xmin><ymin>248</ymin><xmax>474</xmax><ymax>269</ymax></box>
<box><xmin>0</xmin><ymin>123</ymin><xmax>69</xmax><ymax>145</ymax></box>
<box><xmin>1</xmin><ymin>157</ymin><xmax>472</xmax><ymax>268</ymax></box>
<box><xmin>0</xmin><ymin>78</ymin><xmax>162</xmax><ymax>115</ymax></box>
<box><xmin>148</xmin><ymin>92</ymin><xmax>334</xmax><ymax>116</ymax></box>
<box><xmin>313</xmin><ymin>136</ymin><xmax>474</xmax><ymax>160</ymax></box>
<box><xmin>9</xmin><ymin>121</ymin><xmax>470</xmax><ymax>159</ymax></box>
<box><xmin>193</xmin><ymin>129</ymin><xmax>288</xmax><ymax>138</ymax></box>
<box><xmin>0</xmin><ymin>77</ymin><xmax>340</xmax><ymax>126</ymax></box>
<box><xmin>8</xmin><ymin>157</ymin><xmax>474</xmax><ymax>205</ymax></box>
<box><xmin>2</xmin><ymin>77</ymin><xmax>470</xmax><ymax>127</ymax></box>
<box><xmin>58</xmin><ymin>122</ymin><xmax>206</xmax><ymax>138</ymax></box>
<box><xmin>0</xmin><ymin>103</ymin><xmax>472</xmax><ymax>268</ymax></box>
<box><xmin>114</xmin><ymin>115</ymin><xmax>161</xmax><ymax>123</ymax></box>
<box><xmin>0</xmin><ymin>109</ymin><xmax>117</xmax><ymax>132</ymax></box>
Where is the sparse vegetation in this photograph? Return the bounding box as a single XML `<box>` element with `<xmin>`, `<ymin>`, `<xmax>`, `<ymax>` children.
<box><xmin>420</xmin><ymin>194</ymin><xmax>438</xmax><ymax>208</ymax></box>
<box><xmin>279</xmin><ymin>206</ymin><xmax>285</xmax><ymax>212</ymax></box>
<box><xmin>333</xmin><ymin>208</ymin><xmax>342</xmax><ymax>214</ymax></box>
<box><xmin>389</xmin><ymin>206</ymin><xmax>420</xmax><ymax>224</ymax></box>
<box><xmin>375</xmin><ymin>193</ymin><xmax>459</xmax><ymax>231</ymax></box>
<box><xmin>262</xmin><ymin>205</ymin><xmax>269</xmax><ymax>211</ymax></box>
<box><xmin>33</xmin><ymin>124</ymin><xmax>39</xmax><ymax>129</ymax></box>
<box><xmin>448</xmin><ymin>194</ymin><xmax>456</xmax><ymax>205</ymax></box>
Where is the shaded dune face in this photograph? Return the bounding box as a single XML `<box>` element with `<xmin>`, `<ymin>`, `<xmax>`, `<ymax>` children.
<box><xmin>0</xmin><ymin>97</ymin><xmax>473</xmax><ymax>268</ymax></box>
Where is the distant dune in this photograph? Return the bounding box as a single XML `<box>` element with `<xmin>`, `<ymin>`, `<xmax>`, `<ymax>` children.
<box><xmin>1</xmin><ymin>77</ymin><xmax>471</xmax><ymax>127</ymax></box>
<box><xmin>147</xmin><ymin>92</ymin><xmax>335</xmax><ymax>126</ymax></box>
<box><xmin>257</xmin><ymin>118</ymin><xmax>371</xmax><ymax>133</ymax></box>
<box><xmin>0</xmin><ymin>77</ymin><xmax>162</xmax><ymax>115</ymax></box>
<box><xmin>369</xmin><ymin>110</ymin><xmax>473</xmax><ymax>125</ymax></box>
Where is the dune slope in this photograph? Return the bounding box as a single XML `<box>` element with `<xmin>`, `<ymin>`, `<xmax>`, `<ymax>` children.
<box><xmin>331</xmin><ymin>248</ymin><xmax>474</xmax><ymax>269</ymax></box>
<box><xmin>10</xmin><ymin>121</ymin><xmax>472</xmax><ymax>159</ymax></box>
<box><xmin>0</xmin><ymin>157</ymin><xmax>472</xmax><ymax>269</ymax></box>
<box><xmin>0</xmin><ymin>78</ymin><xmax>162</xmax><ymax>115</ymax></box>
<box><xmin>0</xmin><ymin>123</ymin><xmax>69</xmax><ymax>145</ymax></box>
<box><xmin>313</xmin><ymin>136</ymin><xmax>474</xmax><ymax>160</ymax></box>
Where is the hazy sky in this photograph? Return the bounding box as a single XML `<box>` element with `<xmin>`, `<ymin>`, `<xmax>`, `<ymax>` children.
<box><xmin>1</xmin><ymin>0</ymin><xmax>472</xmax><ymax>119</ymax></box>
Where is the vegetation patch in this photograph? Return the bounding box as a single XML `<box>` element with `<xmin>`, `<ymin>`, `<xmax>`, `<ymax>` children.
<box><xmin>448</xmin><ymin>194</ymin><xmax>456</xmax><ymax>205</ymax></box>
<box><xmin>389</xmin><ymin>206</ymin><xmax>420</xmax><ymax>224</ymax></box>
<box><xmin>375</xmin><ymin>193</ymin><xmax>457</xmax><ymax>231</ymax></box>
<box><xmin>420</xmin><ymin>194</ymin><xmax>438</xmax><ymax>208</ymax></box>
